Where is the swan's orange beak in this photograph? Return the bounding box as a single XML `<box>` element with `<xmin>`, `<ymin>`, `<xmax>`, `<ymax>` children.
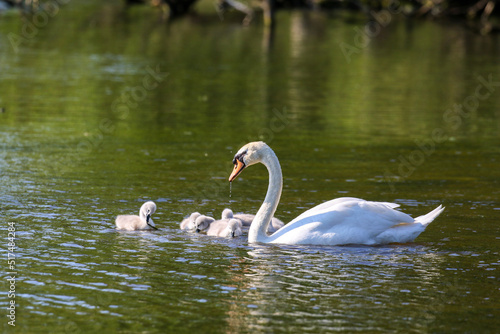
<box><xmin>229</xmin><ymin>160</ymin><xmax>245</xmax><ymax>182</ymax></box>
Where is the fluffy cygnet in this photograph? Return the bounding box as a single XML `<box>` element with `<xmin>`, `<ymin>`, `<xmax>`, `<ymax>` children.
<box><xmin>193</xmin><ymin>214</ymin><xmax>215</xmax><ymax>233</ymax></box>
<box><xmin>180</xmin><ymin>212</ymin><xmax>201</xmax><ymax>231</ymax></box>
<box><xmin>207</xmin><ymin>218</ymin><xmax>243</xmax><ymax>238</ymax></box>
<box><xmin>115</xmin><ymin>201</ymin><xmax>157</xmax><ymax>231</ymax></box>
<box><xmin>222</xmin><ymin>208</ymin><xmax>284</xmax><ymax>233</ymax></box>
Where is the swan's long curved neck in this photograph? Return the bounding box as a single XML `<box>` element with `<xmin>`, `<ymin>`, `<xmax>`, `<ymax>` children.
<box><xmin>248</xmin><ymin>148</ymin><xmax>282</xmax><ymax>243</ymax></box>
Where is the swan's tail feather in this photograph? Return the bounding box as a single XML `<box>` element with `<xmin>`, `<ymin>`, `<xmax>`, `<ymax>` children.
<box><xmin>415</xmin><ymin>205</ymin><xmax>444</xmax><ymax>226</ymax></box>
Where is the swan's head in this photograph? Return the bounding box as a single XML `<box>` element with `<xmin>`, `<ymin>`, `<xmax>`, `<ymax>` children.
<box><xmin>229</xmin><ymin>141</ymin><xmax>270</xmax><ymax>182</ymax></box>
<box><xmin>195</xmin><ymin>215</ymin><xmax>215</xmax><ymax>233</ymax></box>
<box><xmin>221</xmin><ymin>208</ymin><xmax>233</xmax><ymax>220</ymax></box>
<box><xmin>140</xmin><ymin>201</ymin><xmax>157</xmax><ymax>229</ymax></box>
<box><xmin>226</xmin><ymin>219</ymin><xmax>243</xmax><ymax>238</ymax></box>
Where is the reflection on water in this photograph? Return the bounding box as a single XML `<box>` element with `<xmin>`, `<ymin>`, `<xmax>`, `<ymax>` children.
<box><xmin>240</xmin><ymin>244</ymin><xmax>446</xmax><ymax>332</ymax></box>
<box><xmin>0</xmin><ymin>1</ymin><xmax>499</xmax><ymax>333</ymax></box>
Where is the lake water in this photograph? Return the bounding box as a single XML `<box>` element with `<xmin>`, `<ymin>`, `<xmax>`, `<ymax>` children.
<box><xmin>1</xmin><ymin>1</ymin><xmax>499</xmax><ymax>333</ymax></box>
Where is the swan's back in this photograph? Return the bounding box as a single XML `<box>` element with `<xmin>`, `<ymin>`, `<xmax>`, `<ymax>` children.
<box><xmin>270</xmin><ymin>198</ymin><xmax>444</xmax><ymax>245</ymax></box>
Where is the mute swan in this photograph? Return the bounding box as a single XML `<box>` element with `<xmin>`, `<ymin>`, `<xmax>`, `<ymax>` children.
<box><xmin>207</xmin><ymin>218</ymin><xmax>243</xmax><ymax>238</ymax></box>
<box><xmin>115</xmin><ymin>201</ymin><xmax>158</xmax><ymax>231</ymax></box>
<box><xmin>221</xmin><ymin>208</ymin><xmax>284</xmax><ymax>233</ymax></box>
<box><xmin>228</xmin><ymin>141</ymin><xmax>444</xmax><ymax>245</ymax></box>
<box><xmin>193</xmin><ymin>215</ymin><xmax>216</xmax><ymax>233</ymax></box>
<box><xmin>180</xmin><ymin>212</ymin><xmax>201</xmax><ymax>231</ymax></box>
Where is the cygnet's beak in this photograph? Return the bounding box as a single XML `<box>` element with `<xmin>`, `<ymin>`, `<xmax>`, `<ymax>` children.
<box><xmin>229</xmin><ymin>159</ymin><xmax>245</xmax><ymax>182</ymax></box>
<box><xmin>196</xmin><ymin>228</ymin><xmax>201</xmax><ymax>233</ymax></box>
<box><xmin>145</xmin><ymin>211</ymin><xmax>158</xmax><ymax>230</ymax></box>
<box><xmin>231</xmin><ymin>231</ymin><xmax>235</xmax><ymax>238</ymax></box>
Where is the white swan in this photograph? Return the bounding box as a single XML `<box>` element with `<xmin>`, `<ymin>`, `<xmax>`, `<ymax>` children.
<box><xmin>207</xmin><ymin>218</ymin><xmax>243</xmax><ymax>238</ymax></box>
<box><xmin>221</xmin><ymin>208</ymin><xmax>284</xmax><ymax>233</ymax></box>
<box><xmin>228</xmin><ymin>141</ymin><xmax>444</xmax><ymax>245</ymax></box>
<box><xmin>193</xmin><ymin>215</ymin><xmax>216</xmax><ymax>233</ymax></box>
<box><xmin>115</xmin><ymin>201</ymin><xmax>158</xmax><ymax>231</ymax></box>
<box><xmin>180</xmin><ymin>212</ymin><xmax>201</xmax><ymax>231</ymax></box>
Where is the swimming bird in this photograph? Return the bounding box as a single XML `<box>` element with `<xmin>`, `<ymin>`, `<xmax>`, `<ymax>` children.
<box><xmin>229</xmin><ymin>141</ymin><xmax>444</xmax><ymax>245</ymax></box>
<box><xmin>115</xmin><ymin>201</ymin><xmax>158</xmax><ymax>231</ymax></box>
<box><xmin>180</xmin><ymin>212</ymin><xmax>201</xmax><ymax>231</ymax></box>
<box><xmin>206</xmin><ymin>218</ymin><xmax>243</xmax><ymax>238</ymax></box>
<box><xmin>221</xmin><ymin>208</ymin><xmax>284</xmax><ymax>233</ymax></box>
<box><xmin>193</xmin><ymin>214</ymin><xmax>215</xmax><ymax>233</ymax></box>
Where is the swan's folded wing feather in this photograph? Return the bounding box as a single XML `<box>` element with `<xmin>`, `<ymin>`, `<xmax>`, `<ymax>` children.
<box><xmin>288</xmin><ymin>197</ymin><xmax>364</xmax><ymax>225</ymax></box>
<box><xmin>289</xmin><ymin>198</ymin><xmax>410</xmax><ymax>226</ymax></box>
<box><xmin>271</xmin><ymin>199</ymin><xmax>416</xmax><ymax>244</ymax></box>
<box><xmin>358</xmin><ymin>201</ymin><xmax>413</xmax><ymax>224</ymax></box>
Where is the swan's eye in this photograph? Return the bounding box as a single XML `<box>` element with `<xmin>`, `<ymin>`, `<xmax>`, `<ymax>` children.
<box><xmin>233</xmin><ymin>150</ymin><xmax>247</xmax><ymax>165</ymax></box>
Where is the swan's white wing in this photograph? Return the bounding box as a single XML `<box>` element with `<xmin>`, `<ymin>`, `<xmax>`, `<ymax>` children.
<box><xmin>288</xmin><ymin>197</ymin><xmax>400</xmax><ymax>225</ymax></box>
<box><xmin>270</xmin><ymin>198</ymin><xmax>415</xmax><ymax>245</ymax></box>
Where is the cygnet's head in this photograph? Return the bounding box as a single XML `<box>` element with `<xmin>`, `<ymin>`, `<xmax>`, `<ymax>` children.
<box><xmin>140</xmin><ymin>201</ymin><xmax>157</xmax><ymax>229</ymax></box>
<box><xmin>225</xmin><ymin>219</ymin><xmax>243</xmax><ymax>238</ymax></box>
<box><xmin>194</xmin><ymin>215</ymin><xmax>215</xmax><ymax>233</ymax></box>
<box><xmin>221</xmin><ymin>208</ymin><xmax>233</xmax><ymax>220</ymax></box>
<box><xmin>187</xmin><ymin>212</ymin><xmax>201</xmax><ymax>230</ymax></box>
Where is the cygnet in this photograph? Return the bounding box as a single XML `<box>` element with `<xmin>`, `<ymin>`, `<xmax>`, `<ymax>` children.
<box><xmin>115</xmin><ymin>201</ymin><xmax>157</xmax><ymax>231</ymax></box>
<box><xmin>207</xmin><ymin>218</ymin><xmax>243</xmax><ymax>238</ymax></box>
<box><xmin>180</xmin><ymin>212</ymin><xmax>201</xmax><ymax>231</ymax></box>
<box><xmin>222</xmin><ymin>208</ymin><xmax>284</xmax><ymax>233</ymax></box>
